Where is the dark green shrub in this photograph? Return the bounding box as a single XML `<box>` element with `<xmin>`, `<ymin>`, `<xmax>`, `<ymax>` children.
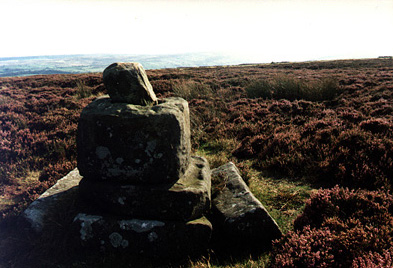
<box><xmin>172</xmin><ymin>80</ymin><xmax>213</xmax><ymax>100</ymax></box>
<box><xmin>245</xmin><ymin>76</ymin><xmax>341</xmax><ymax>101</ymax></box>
<box><xmin>245</xmin><ymin>79</ymin><xmax>272</xmax><ymax>99</ymax></box>
<box><xmin>313</xmin><ymin>77</ymin><xmax>341</xmax><ymax>101</ymax></box>
<box><xmin>273</xmin><ymin>76</ymin><xmax>305</xmax><ymax>101</ymax></box>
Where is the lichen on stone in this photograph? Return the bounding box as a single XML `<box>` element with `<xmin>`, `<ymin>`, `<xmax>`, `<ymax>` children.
<box><xmin>148</xmin><ymin>232</ymin><xmax>158</xmax><ymax>242</ymax></box>
<box><xmin>118</xmin><ymin>219</ymin><xmax>165</xmax><ymax>233</ymax></box>
<box><xmin>95</xmin><ymin>146</ymin><xmax>110</xmax><ymax>159</ymax></box>
<box><xmin>74</xmin><ymin>213</ymin><xmax>103</xmax><ymax>241</ymax></box>
<box><xmin>118</xmin><ymin>197</ymin><xmax>126</xmax><ymax>205</ymax></box>
<box><xmin>109</xmin><ymin>232</ymin><xmax>123</xmax><ymax>248</ymax></box>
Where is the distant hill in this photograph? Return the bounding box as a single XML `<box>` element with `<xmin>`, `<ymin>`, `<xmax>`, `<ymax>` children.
<box><xmin>0</xmin><ymin>52</ymin><xmax>255</xmax><ymax>77</ymax></box>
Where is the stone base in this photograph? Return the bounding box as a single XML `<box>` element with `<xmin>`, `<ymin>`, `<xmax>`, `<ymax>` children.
<box><xmin>19</xmin><ymin>168</ymin><xmax>212</xmax><ymax>262</ymax></box>
<box><xmin>72</xmin><ymin>214</ymin><xmax>212</xmax><ymax>259</ymax></box>
<box><xmin>79</xmin><ymin>156</ymin><xmax>211</xmax><ymax>221</ymax></box>
<box><xmin>210</xmin><ymin>162</ymin><xmax>282</xmax><ymax>249</ymax></box>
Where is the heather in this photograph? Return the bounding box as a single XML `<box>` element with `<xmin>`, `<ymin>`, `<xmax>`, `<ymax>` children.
<box><xmin>1</xmin><ymin>58</ymin><xmax>393</xmax><ymax>267</ymax></box>
<box><xmin>0</xmin><ymin>74</ymin><xmax>103</xmax><ymax>220</ymax></box>
<box><xmin>271</xmin><ymin>186</ymin><xmax>393</xmax><ymax>267</ymax></box>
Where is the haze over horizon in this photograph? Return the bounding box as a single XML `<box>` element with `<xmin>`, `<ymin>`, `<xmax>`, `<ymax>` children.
<box><xmin>1</xmin><ymin>0</ymin><xmax>393</xmax><ymax>64</ymax></box>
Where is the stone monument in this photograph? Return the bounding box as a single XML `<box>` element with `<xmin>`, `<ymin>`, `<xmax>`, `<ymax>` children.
<box><xmin>73</xmin><ymin>62</ymin><xmax>212</xmax><ymax>259</ymax></box>
<box><xmin>20</xmin><ymin>62</ymin><xmax>282</xmax><ymax>264</ymax></box>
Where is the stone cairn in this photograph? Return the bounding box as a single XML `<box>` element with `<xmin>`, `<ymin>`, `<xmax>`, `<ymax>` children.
<box><xmin>15</xmin><ymin>61</ymin><xmax>285</xmax><ymax>263</ymax></box>
<box><xmin>73</xmin><ymin>62</ymin><xmax>212</xmax><ymax>259</ymax></box>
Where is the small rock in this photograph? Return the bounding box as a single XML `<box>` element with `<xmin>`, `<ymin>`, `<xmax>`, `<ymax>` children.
<box><xmin>103</xmin><ymin>62</ymin><xmax>158</xmax><ymax>105</ymax></box>
<box><xmin>210</xmin><ymin>162</ymin><xmax>282</xmax><ymax>249</ymax></box>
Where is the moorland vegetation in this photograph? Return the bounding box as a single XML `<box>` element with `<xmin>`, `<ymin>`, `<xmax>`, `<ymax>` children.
<box><xmin>0</xmin><ymin>58</ymin><xmax>392</xmax><ymax>267</ymax></box>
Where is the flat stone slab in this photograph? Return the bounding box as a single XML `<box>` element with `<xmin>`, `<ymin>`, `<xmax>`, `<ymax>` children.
<box><xmin>210</xmin><ymin>162</ymin><xmax>282</xmax><ymax>248</ymax></box>
<box><xmin>77</xmin><ymin>96</ymin><xmax>191</xmax><ymax>184</ymax></box>
<box><xmin>20</xmin><ymin>168</ymin><xmax>82</xmax><ymax>232</ymax></box>
<box><xmin>79</xmin><ymin>156</ymin><xmax>211</xmax><ymax>221</ymax></box>
<box><xmin>72</xmin><ymin>214</ymin><xmax>212</xmax><ymax>259</ymax></box>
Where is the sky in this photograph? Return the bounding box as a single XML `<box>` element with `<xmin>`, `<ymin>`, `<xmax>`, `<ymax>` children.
<box><xmin>1</xmin><ymin>0</ymin><xmax>393</xmax><ymax>63</ymax></box>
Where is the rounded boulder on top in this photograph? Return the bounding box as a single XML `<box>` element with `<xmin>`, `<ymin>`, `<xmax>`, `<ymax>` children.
<box><xmin>103</xmin><ymin>62</ymin><xmax>158</xmax><ymax>105</ymax></box>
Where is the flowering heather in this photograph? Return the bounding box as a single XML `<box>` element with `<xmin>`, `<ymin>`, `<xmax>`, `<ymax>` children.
<box><xmin>271</xmin><ymin>186</ymin><xmax>393</xmax><ymax>267</ymax></box>
<box><xmin>352</xmin><ymin>249</ymin><xmax>393</xmax><ymax>268</ymax></box>
<box><xmin>0</xmin><ymin>74</ymin><xmax>102</xmax><ymax>220</ymax></box>
<box><xmin>151</xmin><ymin>61</ymin><xmax>393</xmax><ymax>190</ymax></box>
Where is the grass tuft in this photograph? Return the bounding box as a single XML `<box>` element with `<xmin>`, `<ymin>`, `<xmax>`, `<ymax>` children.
<box><xmin>246</xmin><ymin>75</ymin><xmax>341</xmax><ymax>101</ymax></box>
<box><xmin>75</xmin><ymin>80</ymin><xmax>93</xmax><ymax>99</ymax></box>
<box><xmin>173</xmin><ymin>80</ymin><xmax>214</xmax><ymax>100</ymax></box>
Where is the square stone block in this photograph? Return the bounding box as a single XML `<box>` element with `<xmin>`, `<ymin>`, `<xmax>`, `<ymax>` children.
<box><xmin>79</xmin><ymin>156</ymin><xmax>211</xmax><ymax>221</ymax></box>
<box><xmin>77</xmin><ymin>96</ymin><xmax>191</xmax><ymax>184</ymax></box>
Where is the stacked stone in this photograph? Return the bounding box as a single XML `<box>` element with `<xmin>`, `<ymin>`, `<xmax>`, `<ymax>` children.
<box><xmin>73</xmin><ymin>63</ymin><xmax>212</xmax><ymax>259</ymax></box>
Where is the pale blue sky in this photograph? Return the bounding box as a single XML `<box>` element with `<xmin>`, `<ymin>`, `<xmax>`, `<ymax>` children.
<box><xmin>1</xmin><ymin>0</ymin><xmax>392</xmax><ymax>62</ymax></box>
